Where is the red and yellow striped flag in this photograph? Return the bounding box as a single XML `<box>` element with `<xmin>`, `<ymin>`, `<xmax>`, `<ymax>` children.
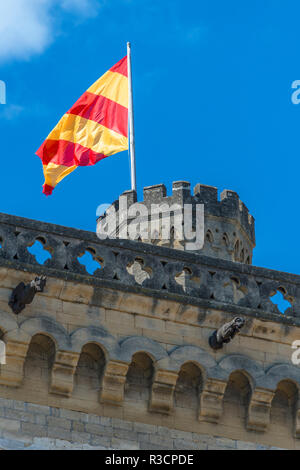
<box><xmin>36</xmin><ymin>56</ymin><xmax>128</xmax><ymax>195</ymax></box>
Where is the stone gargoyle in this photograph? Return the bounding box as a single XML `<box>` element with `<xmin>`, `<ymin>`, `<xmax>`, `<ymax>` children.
<box><xmin>8</xmin><ymin>276</ymin><xmax>47</xmax><ymax>314</ymax></box>
<box><xmin>209</xmin><ymin>316</ymin><xmax>245</xmax><ymax>350</ymax></box>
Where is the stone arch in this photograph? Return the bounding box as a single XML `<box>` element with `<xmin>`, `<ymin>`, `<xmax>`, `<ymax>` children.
<box><xmin>19</xmin><ymin>316</ymin><xmax>70</xmax><ymax>350</ymax></box>
<box><xmin>70</xmin><ymin>326</ymin><xmax>119</xmax><ymax>360</ymax></box>
<box><xmin>260</xmin><ymin>363</ymin><xmax>300</xmax><ymax>390</ymax></box>
<box><xmin>23</xmin><ymin>333</ymin><xmax>56</xmax><ymax>394</ymax></box>
<box><xmin>222</xmin><ymin>232</ymin><xmax>229</xmax><ymax>248</ymax></box>
<box><xmin>160</xmin><ymin>345</ymin><xmax>216</xmax><ymax>380</ymax></box>
<box><xmin>270</xmin><ymin>379</ymin><xmax>299</xmax><ymax>438</ymax></box>
<box><xmin>124</xmin><ymin>351</ymin><xmax>154</xmax><ymax>403</ymax></box>
<box><xmin>218</xmin><ymin>354</ymin><xmax>264</xmax><ymax>388</ymax></box>
<box><xmin>0</xmin><ymin>310</ymin><xmax>17</xmax><ymax>334</ymax></box>
<box><xmin>119</xmin><ymin>336</ymin><xmax>167</xmax><ymax>363</ymax></box>
<box><xmin>170</xmin><ymin>226</ymin><xmax>175</xmax><ymax>240</ymax></box>
<box><xmin>73</xmin><ymin>342</ymin><xmax>106</xmax><ymax>402</ymax></box>
<box><xmin>174</xmin><ymin>361</ymin><xmax>203</xmax><ymax>413</ymax></box>
<box><xmin>205</xmin><ymin>230</ymin><xmax>214</xmax><ymax>244</ymax></box>
<box><xmin>222</xmin><ymin>369</ymin><xmax>252</xmax><ymax>427</ymax></box>
<box><xmin>234</xmin><ymin>240</ymin><xmax>240</xmax><ymax>261</ymax></box>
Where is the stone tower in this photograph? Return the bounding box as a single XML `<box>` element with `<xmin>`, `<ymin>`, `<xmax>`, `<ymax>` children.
<box><xmin>97</xmin><ymin>181</ymin><xmax>255</xmax><ymax>263</ymax></box>
<box><xmin>0</xmin><ymin>181</ymin><xmax>299</xmax><ymax>450</ymax></box>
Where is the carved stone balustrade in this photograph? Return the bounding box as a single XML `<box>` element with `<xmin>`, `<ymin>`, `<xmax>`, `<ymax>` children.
<box><xmin>0</xmin><ymin>212</ymin><xmax>299</xmax><ymax>324</ymax></box>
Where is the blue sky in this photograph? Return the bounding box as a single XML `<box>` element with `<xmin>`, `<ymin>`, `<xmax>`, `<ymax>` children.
<box><xmin>0</xmin><ymin>0</ymin><xmax>299</xmax><ymax>275</ymax></box>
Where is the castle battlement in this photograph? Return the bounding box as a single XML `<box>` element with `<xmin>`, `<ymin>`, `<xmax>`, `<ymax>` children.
<box><xmin>98</xmin><ymin>181</ymin><xmax>255</xmax><ymax>264</ymax></box>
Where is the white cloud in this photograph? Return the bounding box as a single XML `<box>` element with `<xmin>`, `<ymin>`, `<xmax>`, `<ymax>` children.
<box><xmin>61</xmin><ymin>0</ymin><xmax>102</xmax><ymax>17</ymax></box>
<box><xmin>0</xmin><ymin>0</ymin><xmax>102</xmax><ymax>64</ymax></box>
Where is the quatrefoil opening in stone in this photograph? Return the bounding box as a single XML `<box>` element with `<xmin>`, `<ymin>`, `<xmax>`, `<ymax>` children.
<box><xmin>126</xmin><ymin>257</ymin><xmax>152</xmax><ymax>285</ymax></box>
<box><xmin>27</xmin><ymin>238</ymin><xmax>52</xmax><ymax>265</ymax></box>
<box><xmin>77</xmin><ymin>248</ymin><xmax>103</xmax><ymax>275</ymax></box>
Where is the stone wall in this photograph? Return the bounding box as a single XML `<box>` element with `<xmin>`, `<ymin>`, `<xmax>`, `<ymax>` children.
<box><xmin>0</xmin><ymin>398</ymin><xmax>283</xmax><ymax>450</ymax></box>
<box><xmin>0</xmin><ymin>264</ymin><xmax>299</xmax><ymax>449</ymax></box>
<box><xmin>0</xmin><ymin>213</ymin><xmax>300</xmax><ymax>449</ymax></box>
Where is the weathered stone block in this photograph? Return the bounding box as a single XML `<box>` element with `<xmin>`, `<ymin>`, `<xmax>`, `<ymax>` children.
<box><xmin>21</xmin><ymin>422</ymin><xmax>47</xmax><ymax>438</ymax></box>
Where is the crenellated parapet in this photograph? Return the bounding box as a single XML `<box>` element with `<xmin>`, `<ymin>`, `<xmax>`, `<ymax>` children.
<box><xmin>97</xmin><ymin>181</ymin><xmax>255</xmax><ymax>263</ymax></box>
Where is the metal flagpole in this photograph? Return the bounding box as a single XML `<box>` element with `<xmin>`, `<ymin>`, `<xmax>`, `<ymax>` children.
<box><xmin>127</xmin><ymin>42</ymin><xmax>136</xmax><ymax>191</ymax></box>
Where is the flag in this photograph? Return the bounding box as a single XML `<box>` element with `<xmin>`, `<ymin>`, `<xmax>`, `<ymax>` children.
<box><xmin>36</xmin><ymin>56</ymin><xmax>128</xmax><ymax>195</ymax></box>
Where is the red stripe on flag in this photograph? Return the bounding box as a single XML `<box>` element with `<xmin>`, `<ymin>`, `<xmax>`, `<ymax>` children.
<box><xmin>37</xmin><ymin>139</ymin><xmax>109</xmax><ymax>167</ymax></box>
<box><xmin>43</xmin><ymin>184</ymin><xmax>54</xmax><ymax>196</ymax></box>
<box><xmin>110</xmin><ymin>56</ymin><xmax>128</xmax><ymax>77</ymax></box>
<box><xmin>67</xmin><ymin>92</ymin><xmax>128</xmax><ymax>137</ymax></box>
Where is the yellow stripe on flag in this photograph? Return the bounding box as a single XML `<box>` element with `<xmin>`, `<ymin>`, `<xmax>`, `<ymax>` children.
<box><xmin>47</xmin><ymin>114</ymin><xmax>128</xmax><ymax>156</ymax></box>
<box><xmin>88</xmin><ymin>71</ymin><xmax>128</xmax><ymax>108</ymax></box>
<box><xmin>43</xmin><ymin>163</ymin><xmax>77</xmax><ymax>187</ymax></box>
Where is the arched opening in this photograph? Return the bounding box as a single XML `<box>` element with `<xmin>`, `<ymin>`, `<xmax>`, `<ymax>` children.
<box><xmin>205</xmin><ymin>230</ymin><xmax>213</xmax><ymax>244</ymax></box>
<box><xmin>222</xmin><ymin>370</ymin><xmax>252</xmax><ymax>426</ymax></box>
<box><xmin>27</xmin><ymin>238</ymin><xmax>52</xmax><ymax>265</ymax></box>
<box><xmin>174</xmin><ymin>362</ymin><xmax>202</xmax><ymax>412</ymax></box>
<box><xmin>234</xmin><ymin>240</ymin><xmax>240</xmax><ymax>261</ymax></box>
<box><xmin>77</xmin><ymin>248</ymin><xmax>103</xmax><ymax>275</ymax></box>
<box><xmin>73</xmin><ymin>343</ymin><xmax>106</xmax><ymax>402</ymax></box>
<box><xmin>222</xmin><ymin>233</ymin><xmax>229</xmax><ymax>248</ymax></box>
<box><xmin>125</xmin><ymin>352</ymin><xmax>154</xmax><ymax>403</ymax></box>
<box><xmin>270</xmin><ymin>380</ymin><xmax>298</xmax><ymax>437</ymax></box>
<box><xmin>170</xmin><ymin>226</ymin><xmax>175</xmax><ymax>240</ymax></box>
<box><xmin>23</xmin><ymin>333</ymin><xmax>56</xmax><ymax>393</ymax></box>
<box><xmin>126</xmin><ymin>258</ymin><xmax>152</xmax><ymax>285</ymax></box>
<box><xmin>270</xmin><ymin>288</ymin><xmax>292</xmax><ymax>314</ymax></box>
